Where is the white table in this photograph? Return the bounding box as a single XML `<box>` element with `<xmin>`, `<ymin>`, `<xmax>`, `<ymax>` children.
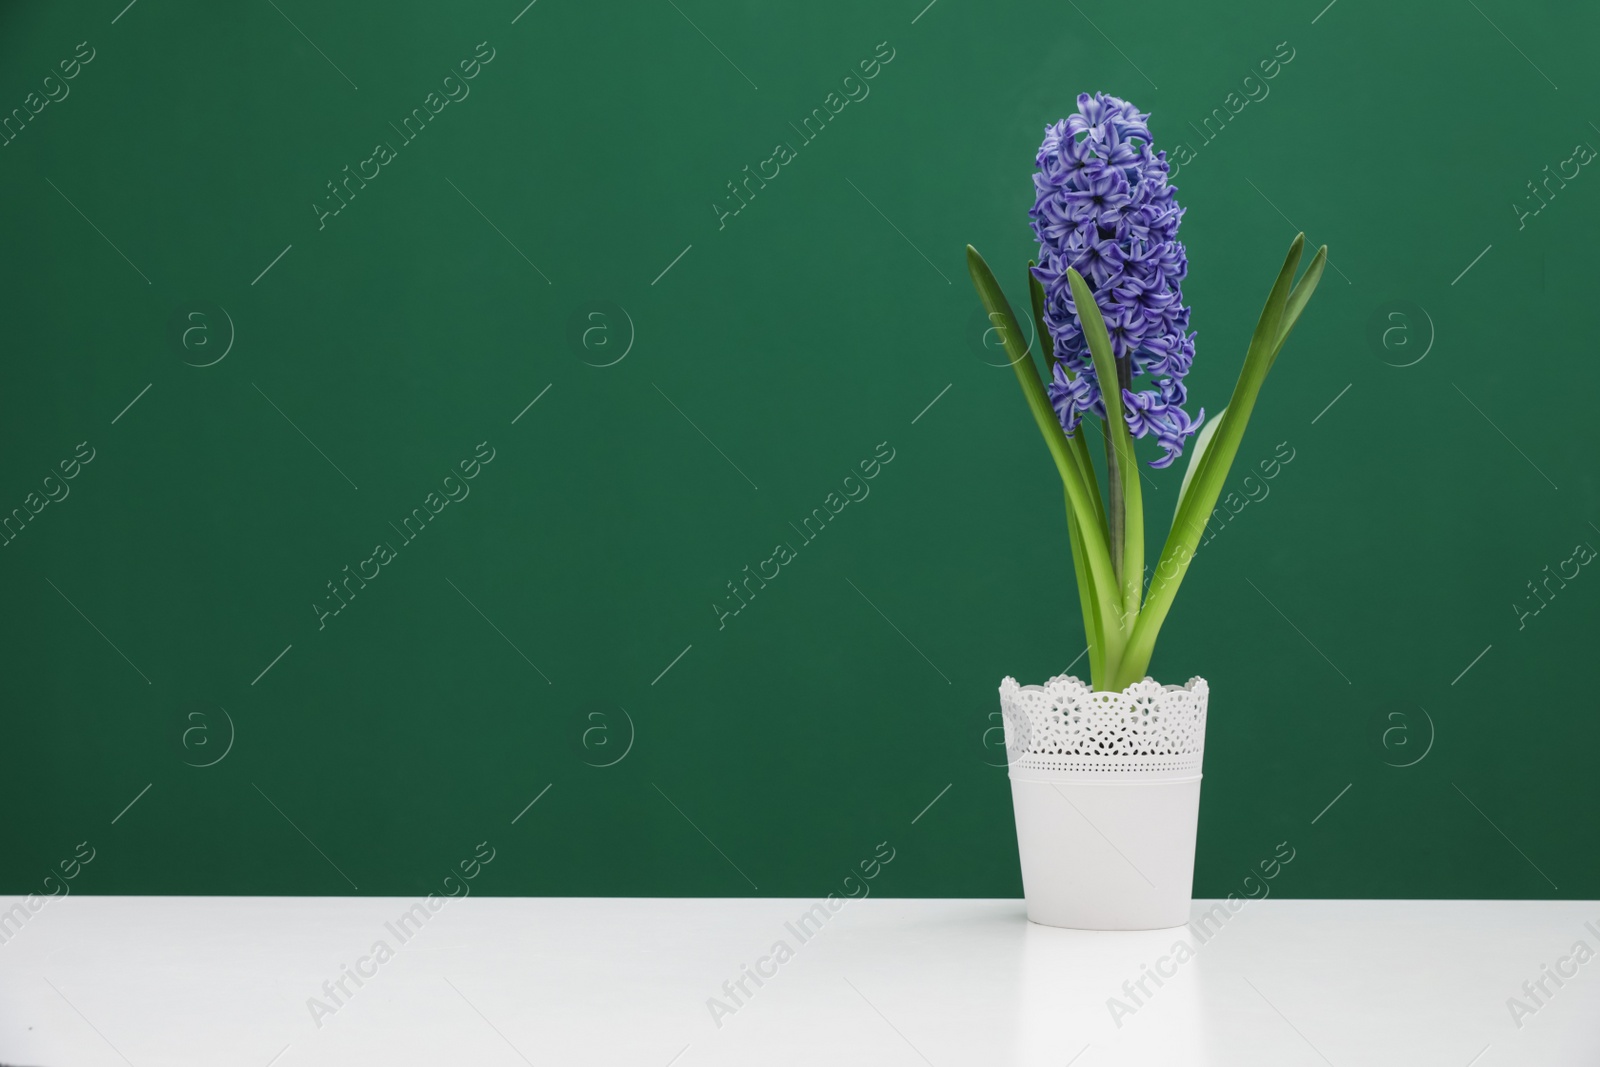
<box><xmin>0</xmin><ymin>897</ymin><xmax>1593</xmax><ymax>1066</ymax></box>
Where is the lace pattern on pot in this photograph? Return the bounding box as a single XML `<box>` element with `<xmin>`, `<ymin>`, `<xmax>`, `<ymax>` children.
<box><xmin>999</xmin><ymin>674</ymin><xmax>1207</xmax><ymax>777</ymax></box>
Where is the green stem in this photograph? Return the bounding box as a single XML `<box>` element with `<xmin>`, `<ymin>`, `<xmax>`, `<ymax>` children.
<box><xmin>1102</xmin><ymin>418</ymin><xmax>1124</xmax><ymax>589</ymax></box>
<box><xmin>1065</xmin><ymin>489</ymin><xmax>1107</xmax><ymax>688</ymax></box>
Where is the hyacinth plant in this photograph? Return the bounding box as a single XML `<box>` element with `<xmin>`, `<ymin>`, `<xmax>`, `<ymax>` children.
<box><xmin>966</xmin><ymin>92</ymin><xmax>1327</xmax><ymax>692</ymax></box>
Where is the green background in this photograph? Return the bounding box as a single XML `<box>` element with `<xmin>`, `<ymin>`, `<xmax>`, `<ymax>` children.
<box><xmin>0</xmin><ymin>0</ymin><xmax>1593</xmax><ymax>900</ymax></box>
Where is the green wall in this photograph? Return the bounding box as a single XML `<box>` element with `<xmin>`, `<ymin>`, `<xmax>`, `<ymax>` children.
<box><xmin>1</xmin><ymin>0</ymin><xmax>1594</xmax><ymax>900</ymax></box>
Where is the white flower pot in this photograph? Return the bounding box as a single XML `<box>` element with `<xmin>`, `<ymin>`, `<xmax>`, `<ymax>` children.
<box><xmin>999</xmin><ymin>673</ymin><xmax>1208</xmax><ymax>930</ymax></box>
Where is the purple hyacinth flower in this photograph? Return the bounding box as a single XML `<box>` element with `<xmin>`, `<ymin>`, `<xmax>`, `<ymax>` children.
<box><xmin>1030</xmin><ymin>92</ymin><xmax>1205</xmax><ymax>469</ymax></box>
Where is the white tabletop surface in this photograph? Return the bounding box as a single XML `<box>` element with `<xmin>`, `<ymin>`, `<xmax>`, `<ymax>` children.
<box><xmin>0</xmin><ymin>896</ymin><xmax>1594</xmax><ymax>1066</ymax></box>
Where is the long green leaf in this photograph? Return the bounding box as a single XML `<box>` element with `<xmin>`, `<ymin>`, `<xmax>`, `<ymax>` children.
<box><xmin>1166</xmin><ymin>244</ymin><xmax>1324</xmax><ymax>547</ymax></box>
<box><xmin>1162</xmin><ymin>247</ymin><xmax>1323</xmax><ymax>544</ymax></box>
<box><xmin>1113</xmin><ymin>235</ymin><xmax>1313</xmax><ymax>687</ymax></box>
<box><xmin>1067</xmin><ymin>268</ymin><xmax>1143</xmax><ymax>638</ymax></box>
<box><xmin>966</xmin><ymin>246</ymin><xmax>1121</xmax><ymax>643</ymax></box>
<box><xmin>1167</xmin><ymin>235</ymin><xmax>1303</xmax><ymax>529</ymax></box>
<box><xmin>1031</xmin><ymin>267</ymin><xmax>1110</xmax><ymax>685</ymax></box>
<box><xmin>1163</xmin><ymin>234</ymin><xmax>1303</xmax><ymax>549</ymax></box>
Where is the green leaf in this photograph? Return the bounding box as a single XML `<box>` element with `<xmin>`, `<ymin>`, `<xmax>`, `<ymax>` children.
<box><xmin>1113</xmin><ymin>234</ymin><xmax>1315</xmax><ymax>688</ymax></box>
<box><xmin>1173</xmin><ymin>406</ymin><xmax>1226</xmax><ymax>526</ymax></box>
<box><xmin>965</xmin><ymin>245</ymin><xmax>1122</xmax><ymax>649</ymax></box>
<box><xmin>1066</xmin><ymin>268</ymin><xmax>1143</xmax><ymax>639</ymax></box>
<box><xmin>1160</xmin><ymin>234</ymin><xmax>1303</xmax><ymax>553</ymax></box>
<box><xmin>1032</xmin><ymin>264</ymin><xmax>1111</xmax><ymax>684</ymax></box>
<box><xmin>1270</xmin><ymin>245</ymin><xmax>1328</xmax><ymax>369</ymax></box>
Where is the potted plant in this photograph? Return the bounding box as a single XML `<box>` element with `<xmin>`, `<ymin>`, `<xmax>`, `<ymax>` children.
<box><xmin>966</xmin><ymin>93</ymin><xmax>1327</xmax><ymax>929</ymax></box>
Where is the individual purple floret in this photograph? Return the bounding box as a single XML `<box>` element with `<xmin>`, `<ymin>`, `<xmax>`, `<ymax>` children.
<box><xmin>1030</xmin><ymin>92</ymin><xmax>1204</xmax><ymax>468</ymax></box>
